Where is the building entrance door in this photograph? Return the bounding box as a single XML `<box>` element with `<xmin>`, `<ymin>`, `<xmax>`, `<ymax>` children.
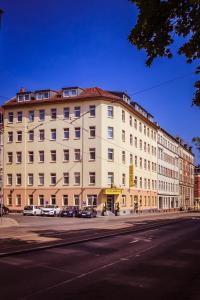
<box><xmin>107</xmin><ymin>195</ymin><xmax>115</xmax><ymax>213</ymax></box>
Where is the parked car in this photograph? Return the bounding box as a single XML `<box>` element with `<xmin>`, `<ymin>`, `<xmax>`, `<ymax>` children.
<box><xmin>23</xmin><ymin>205</ymin><xmax>42</xmax><ymax>216</ymax></box>
<box><xmin>77</xmin><ymin>207</ymin><xmax>97</xmax><ymax>218</ymax></box>
<box><xmin>0</xmin><ymin>204</ymin><xmax>10</xmax><ymax>215</ymax></box>
<box><xmin>41</xmin><ymin>205</ymin><xmax>61</xmax><ymax>217</ymax></box>
<box><xmin>60</xmin><ymin>206</ymin><xmax>79</xmax><ymax>217</ymax></box>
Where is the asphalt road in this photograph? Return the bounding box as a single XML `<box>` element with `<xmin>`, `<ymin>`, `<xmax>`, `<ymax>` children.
<box><xmin>1</xmin><ymin>217</ymin><xmax>200</xmax><ymax>300</ymax></box>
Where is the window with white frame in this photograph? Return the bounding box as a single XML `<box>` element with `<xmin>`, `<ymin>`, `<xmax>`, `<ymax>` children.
<box><xmin>16</xmin><ymin>174</ymin><xmax>22</xmax><ymax>185</ymax></box>
<box><xmin>87</xmin><ymin>195</ymin><xmax>97</xmax><ymax>207</ymax></box>
<box><xmin>29</xmin><ymin>110</ymin><xmax>34</xmax><ymax>122</ymax></box>
<box><xmin>122</xmin><ymin>151</ymin><xmax>126</xmax><ymax>164</ymax></box>
<box><xmin>17</xmin><ymin>131</ymin><xmax>22</xmax><ymax>142</ymax></box>
<box><xmin>28</xmin><ymin>195</ymin><xmax>33</xmax><ymax>205</ymax></box>
<box><xmin>122</xmin><ymin>110</ymin><xmax>125</xmax><ymax>122</ymax></box>
<box><xmin>139</xmin><ymin>122</ymin><xmax>142</xmax><ymax>132</ymax></box>
<box><xmin>74</xmin><ymin>149</ymin><xmax>81</xmax><ymax>161</ymax></box>
<box><xmin>51</xmin><ymin>108</ymin><xmax>57</xmax><ymax>120</ymax></box>
<box><xmin>63</xmin><ymin>107</ymin><xmax>70</xmax><ymax>119</ymax></box>
<box><xmin>134</xmin><ymin>137</ymin><xmax>137</xmax><ymax>148</ymax></box>
<box><xmin>17</xmin><ymin>111</ymin><xmax>23</xmax><ymax>122</ymax></box>
<box><xmin>7</xmin><ymin>194</ymin><xmax>12</xmax><ymax>206</ymax></box>
<box><xmin>38</xmin><ymin>173</ymin><xmax>44</xmax><ymax>185</ymax></box>
<box><xmin>134</xmin><ymin>119</ymin><xmax>137</xmax><ymax>129</ymax></box>
<box><xmin>39</xmin><ymin>151</ymin><xmax>44</xmax><ymax>162</ymax></box>
<box><xmin>51</xmin><ymin>150</ymin><xmax>56</xmax><ymax>162</ymax></box>
<box><xmin>51</xmin><ymin>129</ymin><xmax>56</xmax><ymax>140</ymax></box>
<box><xmin>74</xmin><ymin>195</ymin><xmax>80</xmax><ymax>206</ymax></box>
<box><xmin>51</xmin><ymin>173</ymin><xmax>56</xmax><ymax>185</ymax></box>
<box><xmin>130</xmin><ymin>134</ymin><xmax>133</xmax><ymax>145</ymax></box>
<box><xmin>16</xmin><ymin>194</ymin><xmax>21</xmax><ymax>206</ymax></box>
<box><xmin>16</xmin><ymin>152</ymin><xmax>22</xmax><ymax>164</ymax></box>
<box><xmin>28</xmin><ymin>173</ymin><xmax>34</xmax><ymax>186</ymax></box>
<box><xmin>122</xmin><ymin>173</ymin><xmax>126</xmax><ymax>186</ymax></box>
<box><xmin>63</xmin><ymin>195</ymin><xmax>68</xmax><ymax>206</ymax></box>
<box><xmin>7</xmin><ymin>174</ymin><xmax>12</xmax><ymax>185</ymax></box>
<box><xmin>89</xmin><ymin>126</ymin><xmax>96</xmax><ymax>138</ymax></box>
<box><xmin>108</xmin><ymin>148</ymin><xmax>114</xmax><ymax>161</ymax></box>
<box><xmin>107</xmin><ymin>127</ymin><xmax>113</xmax><ymax>139</ymax></box>
<box><xmin>129</xmin><ymin>116</ymin><xmax>132</xmax><ymax>126</ymax></box>
<box><xmin>75</xmin><ymin>127</ymin><xmax>80</xmax><ymax>139</ymax></box>
<box><xmin>74</xmin><ymin>106</ymin><xmax>80</xmax><ymax>118</ymax></box>
<box><xmin>121</xmin><ymin>195</ymin><xmax>126</xmax><ymax>206</ymax></box>
<box><xmin>39</xmin><ymin>109</ymin><xmax>45</xmax><ymax>121</ymax></box>
<box><xmin>28</xmin><ymin>130</ymin><xmax>34</xmax><ymax>141</ymax></box>
<box><xmin>8</xmin><ymin>132</ymin><xmax>13</xmax><ymax>143</ymax></box>
<box><xmin>39</xmin><ymin>195</ymin><xmax>44</xmax><ymax>206</ymax></box>
<box><xmin>122</xmin><ymin>130</ymin><xmax>125</xmax><ymax>142</ymax></box>
<box><xmin>63</xmin><ymin>173</ymin><xmax>69</xmax><ymax>185</ymax></box>
<box><xmin>63</xmin><ymin>149</ymin><xmax>69</xmax><ymax>162</ymax></box>
<box><xmin>89</xmin><ymin>148</ymin><xmax>96</xmax><ymax>160</ymax></box>
<box><xmin>107</xmin><ymin>106</ymin><xmax>113</xmax><ymax>118</ymax></box>
<box><xmin>51</xmin><ymin>194</ymin><xmax>56</xmax><ymax>205</ymax></box>
<box><xmin>74</xmin><ymin>172</ymin><xmax>80</xmax><ymax>185</ymax></box>
<box><xmin>28</xmin><ymin>151</ymin><xmax>34</xmax><ymax>163</ymax></box>
<box><xmin>63</xmin><ymin>128</ymin><xmax>69</xmax><ymax>139</ymax></box>
<box><xmin>7</xmin><ymin>152</ymin><xmax>13</xmax><ymax>164</ymax></box>
<box><xmin>89</xmin><ymin>105</ymin><xmax>96</xmax><ymax>117</ymax></box>
<box><xmin>107</xmin><ymin>172</ymin><xmax>114</xmax><ymax>186</ymax></box>
<box><xmin>8</xmin><ymin>112</ymin><xmax>13</xmax><ymax>123</ymax></box>
<box><xmin>89</xmin><ymin>172</ymin><xmax>95</xmax><ymax>185</ymax></box>
<box><xmin>39</xmin><ymin>129</ymin><xmax>45</xmax><ymax>141</ymax></box>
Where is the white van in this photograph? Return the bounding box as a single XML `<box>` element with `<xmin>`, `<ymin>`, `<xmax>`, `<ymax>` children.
<box><xmin>23</xmin><ymin>205</ymin><xmax>42</xmax><ymax>216</ymax></box>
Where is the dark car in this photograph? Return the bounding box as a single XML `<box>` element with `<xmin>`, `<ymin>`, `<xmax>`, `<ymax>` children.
<box><xmin>77</xmin><ymin>207</ymin><xmax>97</xmax><ymax>218</ymax></box>
<box><xmin>0</xmin><ymin>204</ymin><xmax>10</xmax><ymax>215</ymax></box>
<box><xmin>60</xmin><ymin>206</ymin><xmax>79</xmax><ymax>217</ymax></box>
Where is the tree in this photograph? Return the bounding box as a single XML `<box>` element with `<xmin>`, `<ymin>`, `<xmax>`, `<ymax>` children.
<box><xmin>0</xmin><ymin>9</ymin><xmax>4</xmax><ymax>28</ymax></box>
<box><xmin>128</xmin><ymin>0</ymin><xmax>200</xmax><ymax>107</ymax></box>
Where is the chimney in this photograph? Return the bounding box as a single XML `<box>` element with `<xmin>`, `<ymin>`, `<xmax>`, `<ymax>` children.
<box><xmin>19</xmin><ymin>88</ymin><xmax>25</xmax><ymax>93</ymax></box>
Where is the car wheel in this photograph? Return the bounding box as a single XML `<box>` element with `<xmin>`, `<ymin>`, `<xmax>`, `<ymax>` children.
<box><xmin>34</xmin><ymin>211</ymin><xmax>36</xmax><ymax>216</ymax></box>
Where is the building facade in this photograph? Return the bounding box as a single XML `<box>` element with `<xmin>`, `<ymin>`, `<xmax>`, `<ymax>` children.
<box><xmin>194</xmin><ymin>165</ymin><xmax>200</xmax><ymax>209</ymax></box>
<box><xmin>3</xmin><ymin>87</ymin><xmax>158</xmax><ymax>215</ymax></box>
<box><xmin>157</xmin><ymin>128</ymin><xmax>179</xmax><ymax>210</ymax></box>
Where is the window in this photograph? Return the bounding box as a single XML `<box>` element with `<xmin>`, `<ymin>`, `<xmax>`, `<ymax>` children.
<box><xmin>144</xmin><ymin>142</ymin><xmax>147</xmax><ymax>152</ymax></box>
<box><xmin>62</xmin><ymin>195</ymin><xmax>69</xmax><ymax>206</ymax></box>
<box><xmin>139</xmin><ymin>177</ymin><xmax>142</xmax><ymax>189</ymax></box>
<box><xmin>74</xmin><ymin>195</ymin><xmax>79</xmax><ymax>206</ymax></box>
<box><xmin>122</xmin><ymin>110</ymin><xmax>125</xmax><ymax>122</ymax></box>
<box><xmin>139</xmin><ymin>122</ymin><xmax>142</xmax><ymax>132</ymax></box>
<box><xmin>108</xmin><ymin>127</ymin><xmax>113</xmax><ymax>139</ymax></box>
<box><xmin>147</xmin><ymin>128</ymin><xmax>150</xmax><ymax>137</ymax></box>
<box><xmin>39</xmin><ymin>129</ymin><xmax>45</xmax><ymax>141</ymax></box>
<box><xmin>134</xmin><ymin>176</ymin><xmax>138</xmax><ymax>188</ymax></box>
<box><xmin>28</xmin><ymin>195</ymin><xmax>33</xmax><ymax>205</ymax></box>
<box><xmin>51</xmin><ymin>195</ymin><xmax>56</xmax><ymax>205</ymax></box>
<box><xmin>28</xmin><ymin>130</ymin><xmax>34</xmax><ymax>141</ymax></box>
<box><xmin>130</xmin><ymin>116</ymin><xmax>132</xmax><ymax>126</ymax></box>
<box><xmin>87</xmin><ymin>195</ymin><xmax>97</xmax><ymax>207</ymax></box>
<box><xmin>89</xmin><ymin>105</ymin><xmax>96</xmax><ymax>117</ymax></box>
<box><xmin>28</xmin><ymin>151</ymin><xmax>34</xmax><ymax>163</ymax></box>
<box><xmin>51</xmin><ymin>173</ymin><xmax>56</xmax><ymax>185</ymax></box>
<box><xmin>63</xmin><ymin>107</ymin><xmax>70</xmax><ymax>119</ymax></box>
<box><xmin>51</xmin><ymin>150</ymin><xmax>56</xmax><ymax>162</ymax></box>
<box><xmin>29</xmin><ymin>111</ymin><xmax>34</xmax><ymax>122</ymax></box>
<box><xmin>130</xmin><ymin>134</ymin><xmax>133</xmax><ymax>145</ymax></box>
<box><xmin>39</xmin><ymin>195</ymin><xmax>44</xmax><ymax>206</ymax></box>
<box><xmin>17</xmin><ymin>131</ymin><xmax>22</xmax><ymax>142</ymax></box>
<box><xmin>107</xmin><ymin>172</ymin><xmax>114</xmax><ymax>186</ymax></box>
<box><xmin>122</xmin><ymin>174</ymin><xmax>126</xmax><ymax>186</ymax></box>
<box><xmin>8</xmin><ymin>132</ymin><xmax>13</xmax><ymax>143</ymax></box>
<box><xmin>7</xmin><ymin>194</ymin><xmax>12</xmax><ymax>206</ymax></box>
<box><xmin>89</xmin><ymin>126</ymin><xmax>96</xmax><ymax>138</ymax></box>
<box><xmin>74</xmin><ymin>172</ymin><xmax>80</xmax><ymax>185</ymax></box>
<box><xmin>63</xmin><ymin>128</ymin><xmax>69</xmax><ymax>139</ymax></box>
<box><xmin>122</xmin><ymin>130</ymin><xmax>125</xmax><ymax>142</ymax></box>
<box><xmin>39</xmin><ymin>173</ymin><xmax>44</xmax><ymax>185</ymax></box>
<box><xmin>134</xmin><ymin>137</ymin><xmax>137</xmax><ymax>148</ymax></box>
<box><xmin>144</xmin><ymin>178</ymin><xmax>147</xmax><ymax>189</ymax></box>
<box><xmin>121</xmin><ymin>195</ymin><xmax>126</xmax><ymax>206</ymax></box>
<box><xmin>148</xmin><ymin>161</ymin><xmax>150</xmax><ymax>171</ymax></box>
<box><xmin>16</xmin><ymin>195</ymin><xmax>21</xmax><ymax>206</ymax></box>
<box><xmin>63</xmin><ymin>149</ymin><xmax>69</xmax><ymax>162</ymax></box>
<box><xmin>39</xmin><ymin>151</ymin><xmax>44</xmax><ymax>162</ymax></box>
<box><xmin>89</xmin><ymin>172</ymin><xmax>95</xmax><ymax>185</ymax></box>
<box><xmin>17</xmin><ymin>111</ymin><xmax>23</xmax><ymax>122</ymax></box>
<box><xmin>51</xmin><ymin>129</ymin><xmax>56</xmax><ymax>140</ymax></box>
<box><xmin>39</xmin><ymin>109</ymin><xmax>45</xmax><ymax>121</ymax></box>
<box><xmin>75</xmin><ymin>127</ymin><xmax>81</xmax><ymax>139</ymax></box>
<box><xmin>148</xmin><ymin>179</ymin><xmax>150</xmax><ymax>189</ymax></box>
<box><xmin>135</xmin><ymin>155</ymin><xmax>138</xmax><ymax>167</ymax></box>
<box><xmin>7</xmin><ymin>174</ymin><xmax>12</xmax><ymax>185</ymax></box>
<box><xmin>134</xmin><ymin>119</ymin><xmax>137</xmax><ymax>129</ymax></box>
<box><xmin>144</xmin><ymin>159</ymin><xmax>147</xmax><ymax>170</ymax></box>
<box><xmin>74</xmin><ymin>106</ymin><xmax>80</xmax><ymax>118</ymax></box>
<box><xmin>130</xmin><ymin>153</ymin><xmax>133</xmax><ymax>164</ymax></box>
<box><xmin>16</xmin><ymin>174</ymin><xmax>22</xmax><ymax>185</ymax></box>
<box><xmin>8</xmin><ymin>112</ymin><xmax>13</xmax><ymax>123</ymax></box>
<box><xmin>74</xmin><ymin>149</ymin><xmax>81</xmax><ymax>161</ymax></box>
<box><xmin>89</xmin><ymin>148</ymin><xmax>95</xmax><ymax>160</ymax></box>
<box><xmin>63</xmin><ymin>173</ymin><xmax>69</xmax><ymax>185</ymax></box>
<box><xmin>107</xmin><ymin>106</ymin><xmax>113</xmax><ymax>118</ymax></box>
<box><xmin>28</xmin><ymin>174</ymin><xmax>34</xmax><ymax>186</ymax></box>
<box><xmin>140</xmin><ymin>139</ymin><xmax>142</xmax><ymax>150</ymax></box>
<box><xmin>108</xmin><ymin>148</ymin><xmax>114</xmax><ymax>161</ymax></box>
<box><xmin>16</xmin><ymin>152</ymin><xmax>22</xmax><ymax>164</ymax></box>
<box><xmin>122</xmin><ymin>151</ymin><xmax>126</xmax><ymax>164</ymax></box>
<box><xmin>7</xmin><ymin>152</ymin><xmax>13</xmax><ymax>164</ymax></box>
<box><xmin>51</xmin><ymin>108</ymin><xmax>57</xmax><ymax>120</ymax></box>
<box><xmin>144</xmin><ymin>125</ymin><xmax>146</xmax><ymax>135</ymax></box>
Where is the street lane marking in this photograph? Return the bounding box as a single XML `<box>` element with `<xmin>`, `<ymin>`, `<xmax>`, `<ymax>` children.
<box><xmin>129</xmin><ymin>239</ymin><xmax>139</xmax><ymax>244</ymax></box>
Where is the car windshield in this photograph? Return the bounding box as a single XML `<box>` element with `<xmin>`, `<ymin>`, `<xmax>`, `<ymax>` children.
<box><xmin>44</xmin><ymin>205</ymin><xmax>55</xmax><ymax>208</ymax></box>
<box><xmin>24</xmin><ymin>206</ymin><xmax>33</xmax><ymax>210</ymax></box>
<box><xmin>83</xmin><ymin>207</ymin><xmax>93</xmax><ymax>211</ymax></box>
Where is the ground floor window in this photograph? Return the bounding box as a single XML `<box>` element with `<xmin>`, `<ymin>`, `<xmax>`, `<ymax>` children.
<box><xmin>130</xmin><ymin>195</ymin><xmax>133</xmax><ymax>206</ymax></box>
<box><xmin>63</xmin><ymin>195</ymin><xmax>68</xmax><ymax>206</ymax></box>
<box><xmin>121</xmin><ymin>195</ymin><xmax>126</xmax><ymax>207</ymax></box>
<box><xmin>28</xmin><ymin>195</ymin><xmax>33</xmax><ymax>205</ymax></box>
<box><xmin>39</xmin><ymin>195</ymin><xmax>44</xmax><ymax>206</ymax></box>
<box><xmin>16</xmin><ymin>194</ymin><xmax>21</xmax><ymax>206</ymax></box>
<box><xmin>87</xmin><ymin>195</ymin><xmax>97</xmax><ymax>207</ymax></box>
<box><xmin>74</xmin><ymin>195</ymin><xmax>79</xmax><ymax>206</ymax></box>
<box><xmin>51</xmin><ymin>195</ymin><xmax>56</xmax><ymax>205</ymax></box>
<box><xmin>7</xmin><ymin>194</ymin><xmax>12</xmax><ymax>206</ymax></box>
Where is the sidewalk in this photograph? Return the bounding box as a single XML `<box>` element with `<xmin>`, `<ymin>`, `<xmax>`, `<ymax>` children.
<box><xmin>0</xmin><ymin>217</ymin><xmax>18</xmax><ymax>228</ymax></box>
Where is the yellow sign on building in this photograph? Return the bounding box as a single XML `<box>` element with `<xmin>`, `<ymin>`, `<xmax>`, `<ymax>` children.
<box><xmin>103</xmin><ymin>188</ymin><xmax>122</xmax><ymax>195</ymax></box>
<box><xmin>129</xmin><ymin>164</ymin><xmax>134</xmax><ymax>187</ymax></box>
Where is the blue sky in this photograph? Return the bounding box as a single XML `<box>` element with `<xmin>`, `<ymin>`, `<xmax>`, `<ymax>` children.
<box><xmin>0</xmin><ymin>0</ymin><xmax>199</xmax><ymax>162</ymax></box>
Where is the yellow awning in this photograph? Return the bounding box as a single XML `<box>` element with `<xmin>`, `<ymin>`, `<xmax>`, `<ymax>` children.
<box><xmin>103</xmin><ymin>188</ymin><xmax>122</xmax><ymax>195</ymax></box>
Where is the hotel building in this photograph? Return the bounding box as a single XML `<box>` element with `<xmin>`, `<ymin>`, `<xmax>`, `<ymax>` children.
<box><xmin>3</xmin><ymin>87</ymin><xmax>158</xmax><ymax>215</ymax></box>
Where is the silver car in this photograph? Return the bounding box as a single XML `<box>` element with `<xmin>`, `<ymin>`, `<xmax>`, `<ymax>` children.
<box><xmin>23</xmin><ymin>205</ymin><xmax>42</xmax><ymax>216</ymax></box>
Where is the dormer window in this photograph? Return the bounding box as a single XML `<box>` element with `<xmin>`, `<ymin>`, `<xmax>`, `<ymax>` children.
<box><xmin>63</xmin><ymin>89</ymin><xmax>77</xmax><ymax>97</ymax></box>
<box><xmin>36</xmin><ymin>92</ymin><xmax>49</xmax><ymax>100</ymax></box>
<box><xmin>17</xmin><ymin>94</ymin><xmax>30</xmax><ymax>102</ymax></box>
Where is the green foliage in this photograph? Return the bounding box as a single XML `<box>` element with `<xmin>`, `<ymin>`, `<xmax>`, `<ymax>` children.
<box><xmin>192</xmin><ymin>137</ymin><xmax>200</xmax><ymax>151</ymax></box>
<box><xmin>129</xmin><ymin>0</ymin><xmax>200</xmax><ymax>107</ymax></box>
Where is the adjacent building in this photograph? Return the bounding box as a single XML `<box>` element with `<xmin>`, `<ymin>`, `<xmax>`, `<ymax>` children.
<box><xmin>194</xmin><ymin>165</ymin><xmax>200</xmax><ymax>209</ymax></box>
